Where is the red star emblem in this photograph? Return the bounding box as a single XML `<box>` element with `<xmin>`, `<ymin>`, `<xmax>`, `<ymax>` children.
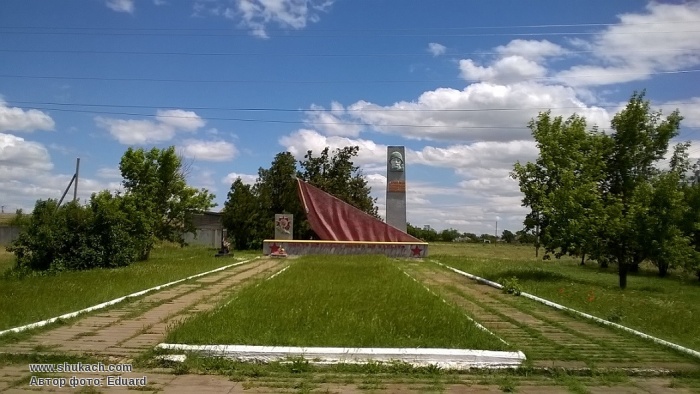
<box><xmin>411</xmin><ymin>246</ymin><xmax>423</xmax><ymax>257</ymax></box>
<box><xmin>269</xmin><ymin>243</ymin><xmax>280</xmax><ymax>254</ymax></box>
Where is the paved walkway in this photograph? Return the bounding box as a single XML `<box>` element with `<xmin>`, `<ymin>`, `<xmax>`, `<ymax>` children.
<box><xmin>0</xmin><ymin>258</ymin><xmax>698</xmax><ymax>393</ymax></box>
<box><xmin>402</xmin><ymin>261</ymin><xmax>700</xmax><ymax>372</ymax></box>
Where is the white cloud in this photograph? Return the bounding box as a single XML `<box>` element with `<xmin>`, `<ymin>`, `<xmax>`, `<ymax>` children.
<box><xmin>0</xmin><ymin>133</ymin><xmax>53</xmax><ymax>173</ymax></box>
<box><xmin>0</xmin><ymin>134</ymin><xmax>122</xmax><ymax>212</ymax></box>
<box><xmin>105</xmin><ymin>0</ymin><xmax>134</xmax><ymax>13</ymax></box>
<box><xmin>225</xmin><ymin>0</ymin><xmax>335</xmax><ymax>38</ymax></box>
<box><xmin>96</xmin><ymin>118</ymin><xmax>175</xmax><ymax>145</ymax></box>
<box><xmin>664</xmin><ymin>97</ymin><xmax>700</xmax><ymax>128</ymax></box>
<box><xmin>556</xmin><ymin>2</ymin><xmax>700</xmax><ymax>86</ymax></box>
<box><xmin>156</xmin><ymin>109</ymin><xmax>205</xmax><ymax>131</ymax></box>
<box><xmin>459</xmin><ymin>56</ymin><xmax>548</xmax><ymax>84</ymax></box>
<box><xmin>347</xmin><ymin>82</ymin><xmax>611</xmax><ymax>142</ymax></box>
<box><xmin>180</xmin><ymin>139</ymin><xmax>238</xmax><ymax>162</ymax></box>
<box><xmin>428</xmin><ymin>42</ymin><xmax>446</xmax><ymax>57</ymax></box>
<box><xmin>0</xmin><ymin>101</ymin><xmax>55</xmax><ymax>133</ymax></box>
<box><xmin>95</xmin><ymin>109</ymin><xmax>205</xmax><ymax>145</ymax></box>
<box><xmin>304</xmin><ymin>103</ymin><xmax>363</xmax><ymax>137</ymax></box>
<box><xmin>222</xmin><ymin>172</ymin><xmax>258</xmax><ymax>186</ymax></box>
<box><xmin>495</xmin><ymin>39</ymin><xmax>566</xmax><ymax>61</ymax></box>
<box><xmin>96</xmin><ymin>167</ymin><xmax>122</xmax><ymax>180</ymax></box>
<box><xmin>279</xmin><ymin>129</ymin><xmax>385</xmax><ymax>166</ymax></box>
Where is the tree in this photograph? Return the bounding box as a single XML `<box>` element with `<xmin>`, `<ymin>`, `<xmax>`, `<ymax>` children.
<box><xmin>512</xmin><ymin>112</ymin><xmax>609</xmax><ymax>263</ymax></box>
<box><xmin>119</xmin><ymin>147</ymin><xmax>216</xmax><ymax>260</ymax></box>
<box><xmin>222</xmin><ymin>178</ymin><xmax>260</xmax><ymax>250</ymax></box>
<box><xmin>601</xmin><ymin>91</ymin><xmax>682</xmax><ymax>288</ymax></box>
<box><xmin>253</xmin><ymin>151</ymin><xmax>306</xmax><ymax>241</ymax></box>
<box><xmin>439</xmin><ymin>228</ymin><xmax>461</xmax><ymax>243</ymax></box>
<box><xmin>513</xmin><ymin>91</ymin><xmax>685</xmax><ymax>288</ymax></box>
<box><xmin>501</xmin><ymin>230</ymin><xmax>516</xmax><ymax>243</ymax></box>
<box><xmin>299</xmin><ymin>146</ymin><xmax>378</xmax><ymax>218</ymax></box>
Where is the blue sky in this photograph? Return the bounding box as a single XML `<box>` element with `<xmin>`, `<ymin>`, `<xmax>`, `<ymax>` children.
<box><xmin>1</xmin><ymin>0</ymin><xmax>699</xmax><ymax>235</ymax></box>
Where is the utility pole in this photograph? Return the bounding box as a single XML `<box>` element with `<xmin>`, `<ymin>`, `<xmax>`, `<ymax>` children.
<box><xmin>1</xmin><ymin>205</ymin><xmax>4</xmax><ymax>213</ymax></box>
<box><xmin>495</xmin><ymin>220</ymin><xmax>498</xmax><ymax>246</ymax></box>
<box><xmin>73</xmin><ymin>158</ymin><xmax>80</xmax><ymax>202</ymax></box>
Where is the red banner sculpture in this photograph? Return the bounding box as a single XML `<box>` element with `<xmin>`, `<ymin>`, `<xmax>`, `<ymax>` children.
<box><xmin>297</xmin><ymin>179</ymin><xmax>421</xmax><ymax>242</ymax></box>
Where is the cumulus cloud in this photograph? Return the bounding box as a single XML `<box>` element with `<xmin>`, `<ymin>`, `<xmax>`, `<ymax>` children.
<box><xmin>105</xmin><ymin>0</ymin><xmax>134</xmax><ymax>13</ymax></box>
<box><xmin>428</xmin><ymin>42</ymin><xmax>447</xmax><ymax>57</ymax></box>
<box><xmin>222</xmin><ymin>172</ymin><xmax>258</xmax><ymax>186</ymax></box>
<box><xmin>223</xmin><ymin>0</ymin><xmax>335</xmax><ymax>38</ymax></box>
<box><xmin>346</xmin><ymin>82</ymin><xmax>611</xmax><ymax>142</ymax></box>
<box><xmin>555</xmin><ymin>2</ymin><xmax>700</xmax><ymax>86</ymax></box>
<box><xmin>96</xmin><ymin>167</ymin><xmax>122</xmax><ymax>180</ymax></box>
<box><xmin>0</xmin><ymin>133</ymin><xmax>53</xmax><ymax>174</ymax></box>
<box><xmin>664</xmin><ymin>97</ymin><xmax>700</xmax><ymax>128</ymax></box>
<box><xmin>179</xmin><ymin>139</ymin><xmax>238</xmax><ymax>162</ymax></box>
<box><xmin>156</xmin><ymin>109</ymin><xmax>206</xmax><ymax>131</ymax></box>
<box><xmin>0</xmin><ymin>101</ymin><xmax>55</xmax><ymax>133</ymax></box>
<box><xmin>96</xmin><ymin>109</ymin><xmax>205</xmax><ymax>145</ymax></box>
<box><xmin>495</xmin><ymin>39</ymin><xmax>567</xmax><ymax>61</ymax></box>
<box><xmin>304</xmin><ymin>103</ymin><xmax>364</xmax><ymax>137</ymax></box>
<box><xmin>459</xmin><ymin>56</ymin><xmax>548</xmax><ymax>84</ymax></box>
<box><xmin>0</xmin><ymin>134</ymin><xmax>122</xmax><ymax>211</ymax></box>
<box><xmin>279</xmin><ymin>129</ymin><xmax>386</xmax><ymax>166</ymax></box>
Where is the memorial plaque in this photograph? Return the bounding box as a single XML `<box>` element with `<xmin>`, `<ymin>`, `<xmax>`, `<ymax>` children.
<box><xmin>274</xmin><ymin>214</ymin><xmax>293</xmax><ymax>240</ymax></box>
<box><xmin>388</xmin><ymin>181</ymin><xmax>406</xmax><ymax>193</ymax></box>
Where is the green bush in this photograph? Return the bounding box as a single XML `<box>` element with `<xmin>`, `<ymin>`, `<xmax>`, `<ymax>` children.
<box><xmin>501</xmin><ymin>276</ymin><xmax>522</xmax><ymax>296</ymax></box>
<box><xmin>7</xmin><ymin>194</ymin><xmax>137</xmax><ymax>274</ymax></box>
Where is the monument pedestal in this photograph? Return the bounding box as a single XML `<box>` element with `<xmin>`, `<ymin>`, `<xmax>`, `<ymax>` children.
<box><xmin>263</xmin><ymin>240</ymin><xmax>428</xmax><ymax>258</ymax></box>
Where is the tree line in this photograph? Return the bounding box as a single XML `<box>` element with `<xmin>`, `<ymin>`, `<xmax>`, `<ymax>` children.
<box><xmin>221</xmin><ymin>146</ymin><xmax>378</xmax><ymax>250</ymax></box>
<box><xmin>7</xmin><ymin>147</ymin><xmax>215</xmax><ymax>275</ymax></box>
<box><xmin>512</xmin><ymin>91</ymin><xmax>700</xmax><ymax>288</ymax></box>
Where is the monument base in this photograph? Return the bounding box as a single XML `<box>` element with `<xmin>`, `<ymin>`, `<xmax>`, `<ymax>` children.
<box><xmin>263</xmin><ymin>240</ymin><xmax>428</xmax><ymax>258</ymax></box>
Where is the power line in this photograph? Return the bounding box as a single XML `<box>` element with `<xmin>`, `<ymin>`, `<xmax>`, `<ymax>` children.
<box><xmin>9</xmin><ymin>99</ymin><xmax>699</xmax><ymax>114</ymax></box>
<box><xmin>0</xmin><ymin>23</ymin><xmax>698</xmax><ymax>37</ymax></box>
<box><xmin>1</xmin><ymin>68</ymin><xmax>699</xmax><ymax>84</ymax></box>
<box><xmin>28</xmin><ymin>106</ymin><xmax>533</xmax><ymax>129</ymax></box>
<box><xmin>2</xmin><ymin>47</ymin><xmax>700</xmax><ymax>57</ymax></box>
<box><xmin>19</xmin><ymin>105</ymin><xmax>700</xmax><ymax>130</ymax></box>
<box><xmin>3</xmin><ymin>20</ymin><xmax>699</xmax><ymax>31</ymax></box>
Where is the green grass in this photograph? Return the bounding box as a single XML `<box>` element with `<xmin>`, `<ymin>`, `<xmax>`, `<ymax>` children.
<box><xmin>432</xmin><ymin>243</ymin><xmax>700</xmax><ymax>352</ymax></box>
<box><xmin>0</xmin><ymin>248</ymin><xmax>14</xmax><ymax>274</ymax></box>
<box><xmin>0</xmin><ymin>243</ymin><xmax>257</xmax><ymax>331</ymax></box>
<box><xmin>166</xmin><ymin>255</ymin><xmax>508</xmax><ymax>350</ymax></box>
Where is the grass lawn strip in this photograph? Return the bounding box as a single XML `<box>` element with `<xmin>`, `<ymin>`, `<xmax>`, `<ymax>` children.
<box><xmin>435</xmin><ymin>259</ymin><xmax>700</xmax><ymax>362</ymax></box>
<box><xmin>0</xmin><ymin>245</ymin><xmax>258</xmax><ymax>331</ymax></box>
<box><xmin>396</xmin><ymin>265</ymin><xmax>509</xmax><ymax>346</ymax></box>
<box><xmin>0</xmin><ymin>256</ymin><xmax>260</xmax><ymax>338</ymax></box>
<box><xmin>166</xmin><ymin>255</ymin><xmax>509</xmax><ymax>351</ymax></box>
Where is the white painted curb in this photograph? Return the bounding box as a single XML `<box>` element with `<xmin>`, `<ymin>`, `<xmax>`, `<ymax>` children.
<box><xmin>155</xmin><ymin>344</ymin><xmax>526</xmax><ymax>370</ymax></box>
<box><xmin>0</xmin><ymin>257</ymin><xmax>260</xmax><ymax>337</ymax></box>
<box><xmin>433</xmin><ymin>261</ymin><xmax>700</xmax><ymax>360</ymax></box>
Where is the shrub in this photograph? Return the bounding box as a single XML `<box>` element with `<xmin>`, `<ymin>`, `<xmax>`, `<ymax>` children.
<box><xmin>7</xmin><ymin>194</ymin><xmax>137</xmax><ymax>274</ymax></box>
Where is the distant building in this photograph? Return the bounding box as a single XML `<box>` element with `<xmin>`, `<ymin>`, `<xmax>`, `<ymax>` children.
<box><xmin>423</xmin><ymin>225</ymin><xmax>432</xmax><ymax>231</ymax></box>
<box><xmin>183</xmin><ymin>211</ymin><xmax>224</xmax><ymax>248</ymax></box>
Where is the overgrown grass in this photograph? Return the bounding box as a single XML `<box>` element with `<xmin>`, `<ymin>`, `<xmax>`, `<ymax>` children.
<box><xmin>0</xmin><ymin>248</ymin><xmax>14</xmax><ymax>274</ymax></box>
<box><xmin>0</xmin><ymin>243</ymin><xmax>258</xmax><ymax>331</ymax></box>
<box><xmin>434</xmin><ymin>244</ymin><xmax>700</xmax><ymax>351</ymax></box>
<box><xmin>166</xmin><ymin>255</ymin><xmax>508</xmax><ymax>350</ymax></box>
